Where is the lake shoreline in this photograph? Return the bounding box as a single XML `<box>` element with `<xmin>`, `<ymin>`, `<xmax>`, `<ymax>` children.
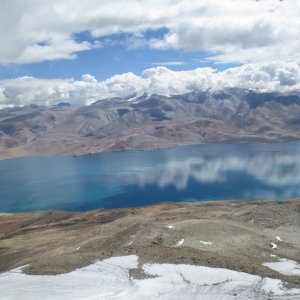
<box><xmin>0</xmin><ymin>197</ymin><xmax>299</xmax><ymax>214</ymax></box>
<box><xmin>1</xmin><ymin>139</ymin><xmax>300</xmax><ymax>161</ymax></box>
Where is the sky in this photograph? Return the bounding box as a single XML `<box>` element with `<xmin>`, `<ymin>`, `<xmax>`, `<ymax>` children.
<box><xmin>0</xmin><ymin>0</ymin><xmax>300</xmax><ymax>107</ymax></box>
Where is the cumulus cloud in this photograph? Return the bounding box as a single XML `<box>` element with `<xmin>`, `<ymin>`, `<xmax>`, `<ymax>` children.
<box><xmin>1</xmin><ymin>61</ymin><xmax>300</xmax><ymax>108</ymax></box>
<box><xmin>0</xmin><ymin>0</ymin><xmax>300</xmax><ymax>64</ymax></box>
<box><xmin>82</xmin><ymin>74</ymin><xmax>97</xmax><ymax>83</ymax></box>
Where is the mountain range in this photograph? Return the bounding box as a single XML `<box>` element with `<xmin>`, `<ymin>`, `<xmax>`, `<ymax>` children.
<box><xmin>1</xmin><ymin>88</ymin><xmax>300</xmax><ymax>159</ymax></box>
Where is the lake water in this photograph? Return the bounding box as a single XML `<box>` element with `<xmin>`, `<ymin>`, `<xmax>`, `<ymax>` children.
<box><xmin>1</xmin><ymin>142</ymin><xmax>300</xmax><ymax>213</ymax></box>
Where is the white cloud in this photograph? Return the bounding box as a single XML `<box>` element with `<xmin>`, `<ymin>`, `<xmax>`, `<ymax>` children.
<box><xmin>82</xmin><ymin>74</ymin><xmax>97</xmax><ymax>83</ymax></box>
<box><xmin>152</xmin><ymin>62</ymin><xmax>186</xmax><ymax>66</ymax></box>
<box><xmin>1</xmin><ymin>61</ymin><xmax>300</xmax><ymax>108</ymax></box>
<box><xmin>0</xmin><ymin>0</ymin><xmax>300</xmax><ymax>64</ymax></box>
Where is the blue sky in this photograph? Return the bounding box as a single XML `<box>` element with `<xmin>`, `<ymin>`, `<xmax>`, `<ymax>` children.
<box><xmin>0</xmin><ymin>31</ymin><xmax>240</xmax><ymax>82</ymax></box>
<box><xmin>0</xmin><ymin>0</ymin><xmax>299</xmax><ymax>107</ymax></box>
<box><xmin>0</xmin><ymin>47</ymin><xmax>240</xmax><ymax>82</ymax></box>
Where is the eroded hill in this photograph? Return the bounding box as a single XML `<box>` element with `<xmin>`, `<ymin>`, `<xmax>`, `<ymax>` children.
<box><xmin>1</xmin><ymin>88</ymin><xmax>300</xmax><ymax>159</ymax></box>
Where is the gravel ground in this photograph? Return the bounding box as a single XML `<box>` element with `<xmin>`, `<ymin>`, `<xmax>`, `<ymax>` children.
<box><xmin>0</xmin><ymin>199</ymin><xmax>299</xmax><ymax>289</ymax></box>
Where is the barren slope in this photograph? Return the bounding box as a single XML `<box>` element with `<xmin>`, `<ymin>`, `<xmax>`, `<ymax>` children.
<box><xmin>0</xmin><ymin>199</ymin><xmax>299</xmax><ymax>289</ymax></box>
<box><xmin>1</xmin><ymin>89</ymin><xmax>300</xmax><ymax>159</ymax></box>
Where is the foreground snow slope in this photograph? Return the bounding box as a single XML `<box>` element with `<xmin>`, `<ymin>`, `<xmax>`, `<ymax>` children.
<box><xmin>1</xmin><ymin>255</ymin><xmax>300</xmax><ymax>300</ymax></box>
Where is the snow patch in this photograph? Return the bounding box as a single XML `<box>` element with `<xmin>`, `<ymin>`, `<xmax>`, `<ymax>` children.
<box><xmin>175</xmin><ymin>239</ymin><xmax>184</xmax><ymax>247</ymax></box>
<box><xmin>200</xmin><ymin>240</ymin><xmax>212</xmax><ymax>245</ymax></box>
<box><xmin>166</xmin><ymin>225</ymin><xmax>174</xmax><ymax>229</ymax></box>
<box><xmin>75</xmin><ymin>247</ymin><xmax>80</xmax><ymax>251</ymax></box>
<box><xmin>276</xmin><ymin>236</ymin><xmax>283</xmax><ymax>241</ymax></box>
<box><xmin>103</xmin><ymin>255</ymin><xmax>138</xmax><ymax>269</ymax></box>
<box><xmin>270</xmin><ymin>243</ymin><xmax>277</xmax><ymax>249</ymax></box>
<box><xmin>126</xmin><ymin>92</ymin><xmax>148</xmax><ymax>102</ymax></box>
<box><xmin>262</xmin><ymin>278</ymin><xmax>286</xmax><ymax>296</ymax></box>
<box><xmin>261</xmin><ymin>278</ymin><xmax>300</xmax><ymax>296</ymax></box>
<box><xmin>263</xmin><ymin>259</ymin><xmax>300</xmax><ymax>276</ymax></box>
<box><xmin>221</xmin><ymin>280</ymin><xmax>253</xmax><ymax>291</ymax></box>
<box><xmin>142</xmin><ymin>263</ymin><xmax>261</xmax><ymax>286</ymax></box>
<box><xmin>1</xmin><ymin>257</ymin><xmax>300</xmax><ymax>299</ymax></box>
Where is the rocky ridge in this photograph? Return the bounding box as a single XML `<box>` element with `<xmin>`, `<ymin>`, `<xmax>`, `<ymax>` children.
<box><xmin>1</xmin><ymin>88</ymin><xmax>300</xmax><ymax>159</ymax></box>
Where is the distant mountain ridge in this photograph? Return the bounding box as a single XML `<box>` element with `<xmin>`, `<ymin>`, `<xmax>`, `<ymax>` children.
<box><xmin>1</xmin><ymin>88</ymin><xmax>300</xmax><ymax>159</ymax></box>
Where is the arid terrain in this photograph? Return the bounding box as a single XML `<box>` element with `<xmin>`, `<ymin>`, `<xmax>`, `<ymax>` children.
<box><xmin>1</xmin><ymin>89</ymin><xmax>300</xmax><ymax>159</ymax></box>
<box><xmin>0</xmin><ymin>199</ymin><xmax>299</xmax><ymax>290</ymax></box>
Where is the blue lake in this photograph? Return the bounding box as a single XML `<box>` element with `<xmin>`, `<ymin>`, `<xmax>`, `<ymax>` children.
<box><xmin>1</xmin><ymin>142</ymin><xmax>300</xmax><ymax>213</ymax></box>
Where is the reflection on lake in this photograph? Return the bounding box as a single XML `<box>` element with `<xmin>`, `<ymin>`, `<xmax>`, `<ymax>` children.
<box><xmin>0</xmin><ymin>142</ymin><xmax>300</xmax><ymax>212</ymax></box>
